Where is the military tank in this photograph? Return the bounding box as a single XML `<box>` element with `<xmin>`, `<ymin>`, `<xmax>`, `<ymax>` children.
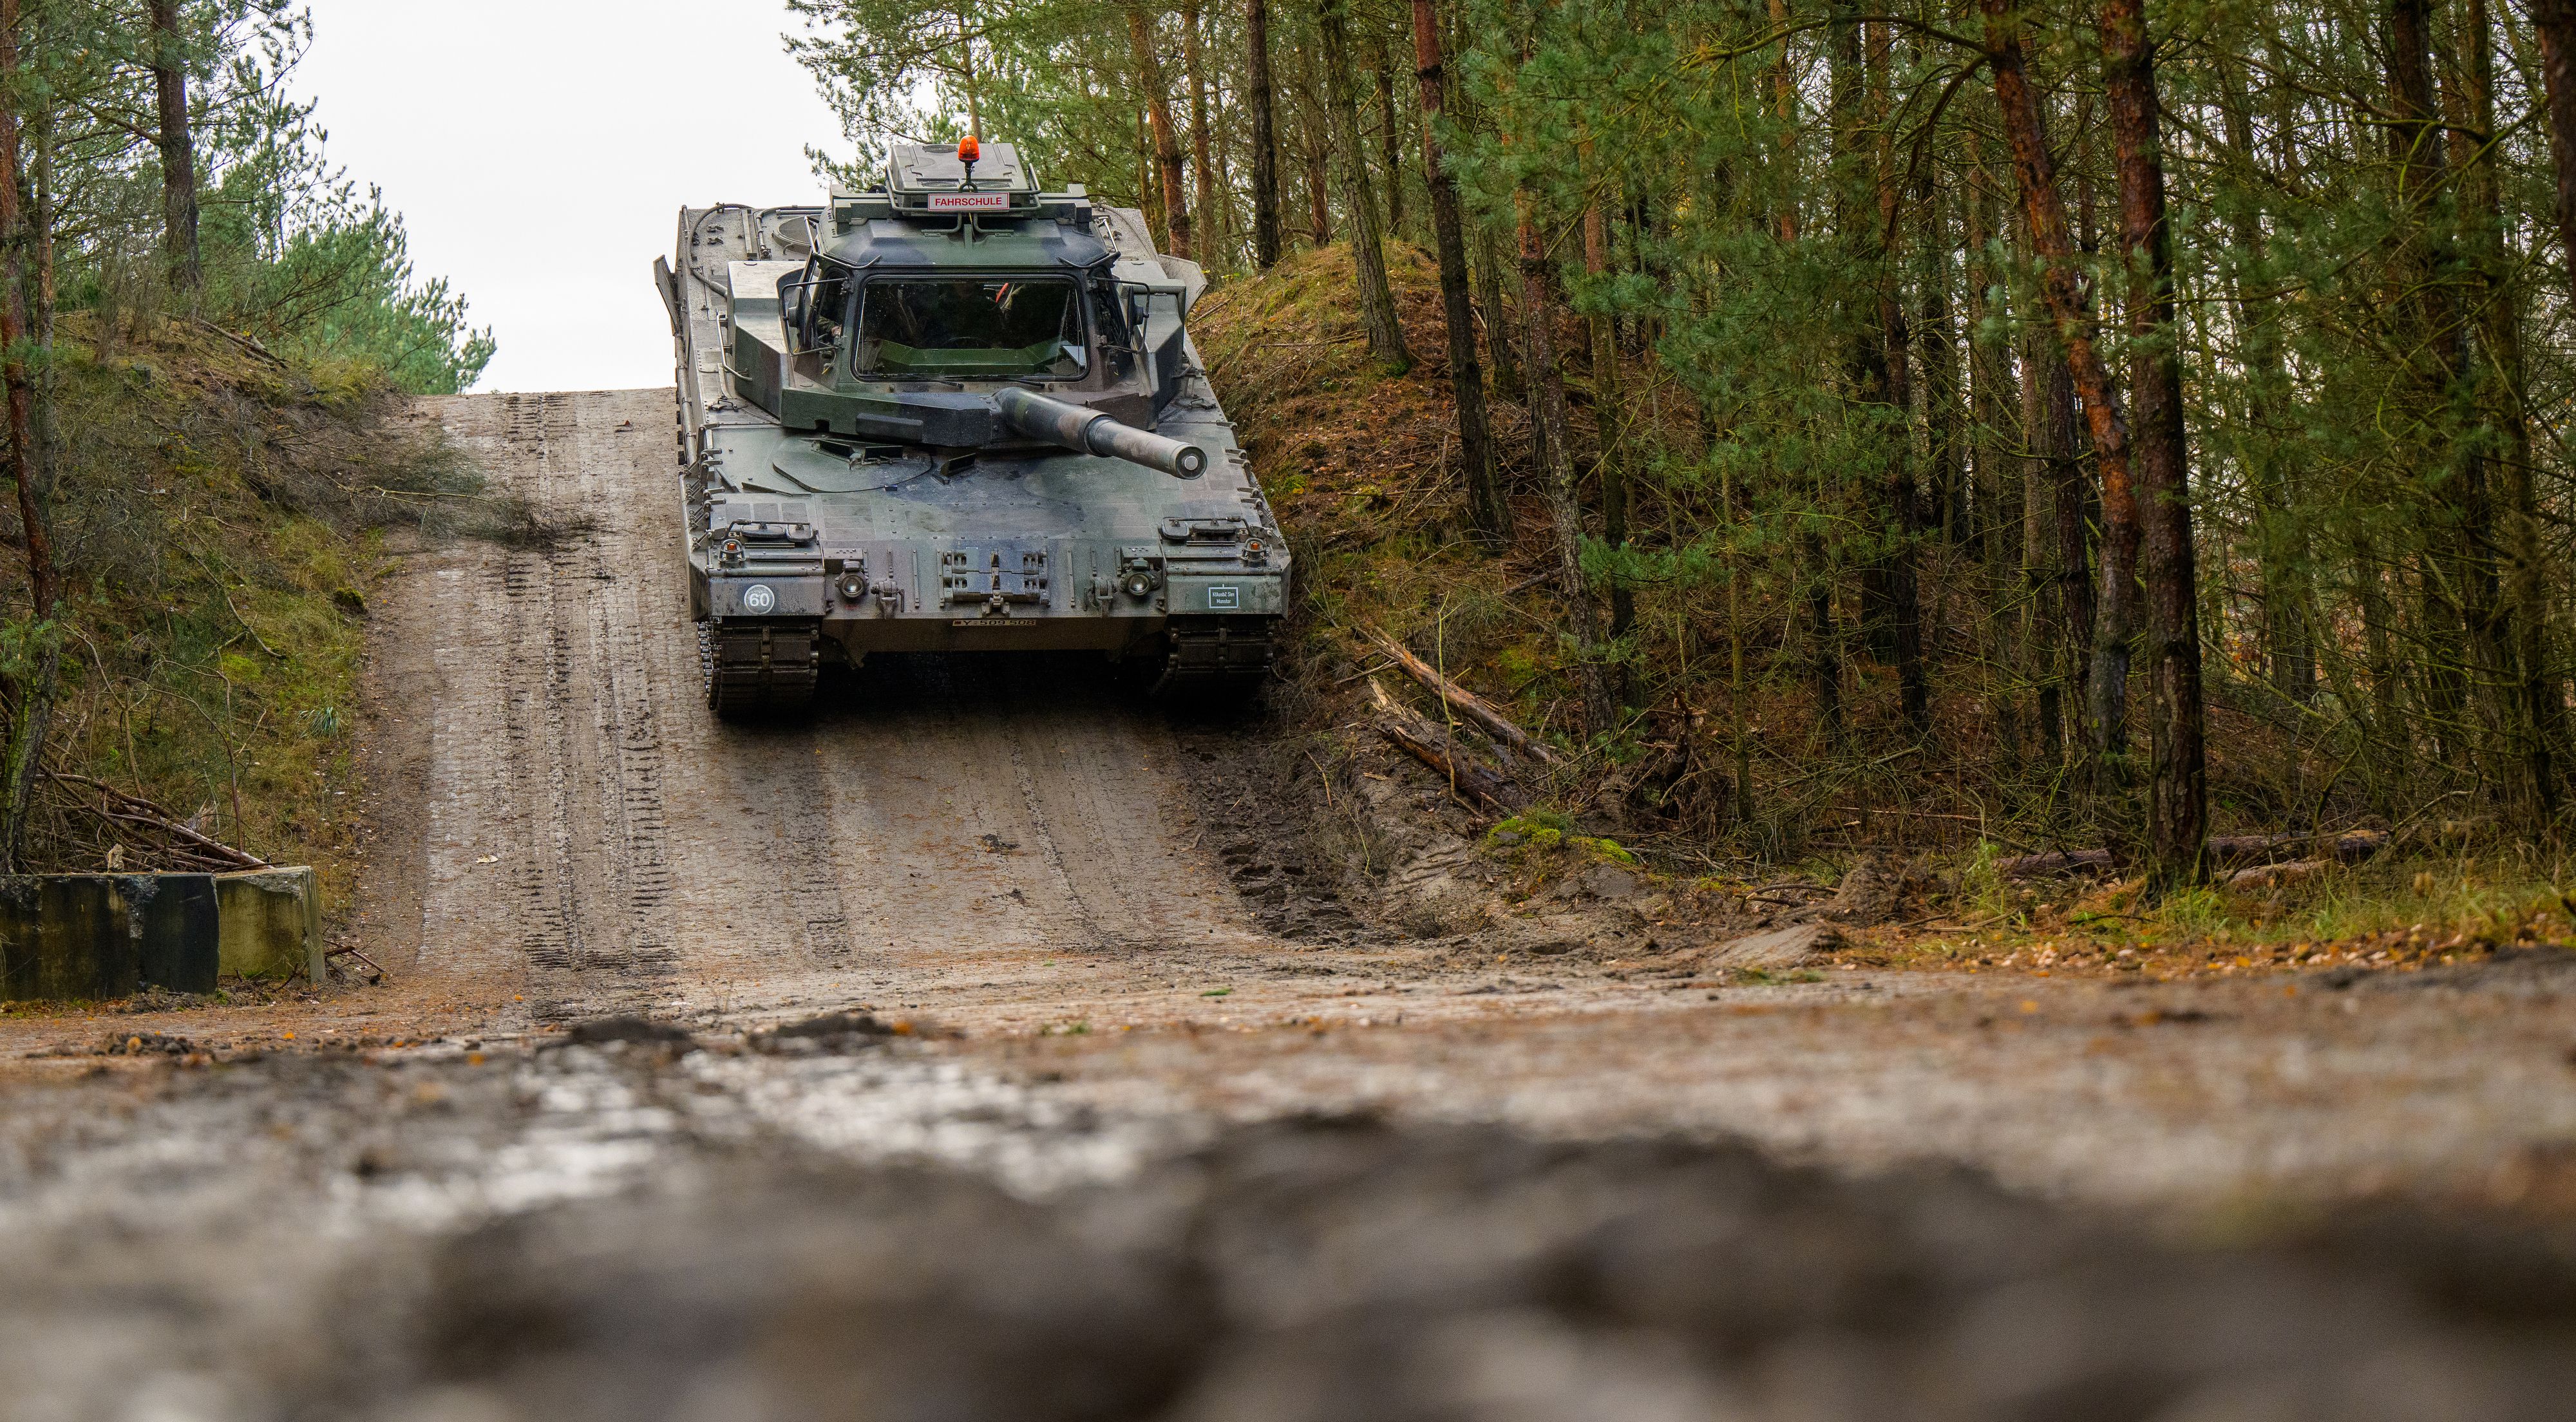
<box><xmin>655</xmin><ymin>138</ymin><xmax>1288</xmax><ymax>717</ymax></box>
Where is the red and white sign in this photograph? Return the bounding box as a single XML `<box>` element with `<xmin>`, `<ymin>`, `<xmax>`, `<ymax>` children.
<box><xmin>927</xmin><ymin>193</ymin><xmax>1011</xmax><ymax>211</ymax></box>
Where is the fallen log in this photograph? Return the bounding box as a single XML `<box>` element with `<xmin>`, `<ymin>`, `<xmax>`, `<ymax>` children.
<box><xmin>2208</xmin><ymin>830</ymin><xmax>2388</xmax><ymax>869</ymax></box>
<box><xmin>2222</xmin><ymin>858</ymin><xmax>2328</xmax><ymax>891</ymax></box>
<box><xmin>2000</xmin><ymin>830</ymin><xmax>2385</xmax><ymax>884</ymax></box>
<box><xmin>1365</xmin><ymin>627</ymin><xmax>1564</xmax><ymax>767</ymax></box>
<box><xmin>1996</xmin><ymin>849</ymin><xmax>2116</xmax><ymax>880</ymax></box>
<box><xmin>189</xmin><ymin>316</ymin><xmax>289</xmax><ymax>368</ymax></box>
<box><xmin>1369</xmin><ymin>681</ymin><xmax>1527</xmax><ymax>811</ymax></box>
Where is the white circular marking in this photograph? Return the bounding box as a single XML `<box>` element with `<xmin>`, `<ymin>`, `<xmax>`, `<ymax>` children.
<box><xmin>742</xmin><ymin>584</ymin><xmax>777</xmax><ymax>614</ymax></box>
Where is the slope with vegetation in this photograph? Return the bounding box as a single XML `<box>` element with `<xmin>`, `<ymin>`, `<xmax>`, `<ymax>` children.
<box><xmin>794</xmin><ymin>0</ymin><xmax>2576</xmax><ymax>919</ymax></box>
<box><xmin>1199</xmin><ymin>240</ymin><xmax>2576</xmax><ymax>974</ymax></box>
<box><xmin>0</xmin><ymin>1</ymin><xmax>496</xmax><ymax>917</ymax></box>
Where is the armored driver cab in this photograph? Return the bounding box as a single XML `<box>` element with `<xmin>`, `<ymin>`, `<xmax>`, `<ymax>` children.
<box><xmin>656</xmin><ymin>138</ymin><xmax>1287</xmax><ymax>717</ymax></box>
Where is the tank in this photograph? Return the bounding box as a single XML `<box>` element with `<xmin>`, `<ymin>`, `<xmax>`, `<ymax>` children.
<box><xmin>656</xmin><ymin>139</ymin><xmax>1289</xmax><ymax>717</ymax></box>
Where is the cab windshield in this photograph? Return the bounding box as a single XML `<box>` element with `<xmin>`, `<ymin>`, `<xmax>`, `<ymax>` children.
<box><xmin>853</xmin><ymin>278</ymin><xmax>1087</xmax><ymax>378</ymax></box>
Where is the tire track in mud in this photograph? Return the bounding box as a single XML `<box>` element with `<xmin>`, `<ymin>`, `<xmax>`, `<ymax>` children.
<box><xmin>426</xmin><ymin>392</ymin><xmax>693</xmax><ymax>1016</ymax></box>
<box><xmin>721</xmin><ymin>724</ymin><xmax>858</xmax><ymax>968</ymax></box>
<box><xmin>813</xmin><ymin>656</ymin><xmax>1055</xmax><ymax>961</ymax></box>
<box><xmin>560</xmin><ymin>392</ymin><xmax>685</xmax><ymax>992</ymax></box>
<box><xmin>1043</xmin><ymin>714</ymin><xmax>1189</xmax><ymax>948</ymax></box>
<box><xmin>998</xmin><ymin>685</ymin><xmax>1173</xmax><ymax>953</ymax></box>
<box><xmin>1002</xmin><ymin>732</ymin><xmax>1112</xmax><ymax>949</ymax></box>
<box><xmin>495</xmin><ymin>398</ymin><xmax>587</xmax><ymax>1005</ymax></box>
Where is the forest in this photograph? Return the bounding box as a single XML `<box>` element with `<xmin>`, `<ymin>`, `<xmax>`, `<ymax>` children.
<box><xmin>0</xmin><ymin>0</ymin><xmax>494</xmax><ymax>878</ymax></box>
<box><xmin>795</xmin><ymin>0</ymin><xmax>2576</xmax><ymax>889</ymax></box>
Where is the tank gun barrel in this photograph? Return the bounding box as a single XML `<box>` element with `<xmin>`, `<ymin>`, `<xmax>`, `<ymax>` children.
<box><xmin>994</xmin><ymin>387</ymin><xmax>1206</xmax><ymax>479</ymax></box>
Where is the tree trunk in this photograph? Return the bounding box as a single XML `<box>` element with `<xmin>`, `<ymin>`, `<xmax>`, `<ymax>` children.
<box><xmin>2217</xmin><ymin>61</ymin><xmax>2311</xmax><ymax>708</ymax></box>
<box><xmin>0</xmin><ymin>0</ymin><xmax>59</xmax><ymax>871</ymax></box>
<box><xmin>1289</xmin><ymin>39</ymin><xmax>1334</xmax><ymax>246</ymax></box>
<box><xmin>2385</xmin><ymin>0</ymin><xmax>2487</xmax><ymax>775</ymax></box>
<box><xmin>1768</xmin><ymin>0</ymin><xmax>1799</xmax><ymax>245</ymax></box>
<box><xmin>1182</xmin><ymin>0</ymin><xmax>1219</xmax><ymax>264</ymax></box>
<box><xmin>2029</xmin><ymin>321</ymin><xmax>2094</xmax><ymax>766</ymax></box>
<box><xmin>149</xmin><ymin>0</ymin><xmax>201</xmax><ymax>305</ymax></box>
<box><xmin>2444</xmin><ymin>0</ymin><xmax>2558</xmax><ymax>820</ymax></box>
<box><xmin>2021</xmin><ymin>327</ymin><xmax>2061</xmax><ymax>767</ymax></box>
<box><xmin>1918</xmin><ymin>166</ymin><xmax>1962</xmax><ymax>545</ymax></box>
<box><xmin>1867</xmin><ymin>20</ymin><xmax>1928</xmax><ymax>737</ymax></box>
<box><xmin>2101</xmin><ymin>0</ymin><xmax>2207</xmax><ymax>891</ymax></box>
<box><xmin>2530</xmin><ymin>0</ymin><xmax>2576</xmax><ymax>303</ymax></box>
<box><xmin>1965</xmin><ymin>139</ymin><xmax>2016</xmax><ymax>573</ymax></box>
<box><xmin>1321</xmin><ymin>0</ymin><xmax>1412</xmax><ymax>372</ymax></box>
<box><xmin>1126</xmin><ymin>5</ymin><xmax>1195</xmax><ymax>260</ymax></box>
<box><xmin>1980</xmin><ymin>0</ymin><xmax>2138</xmax><ymax>772</ymax></box>
<box><xmin>1804</xmin><ymin>527</ymin><xmax>1844</xmax><ymax>748</ymax></box>
<box><xmin>1410</xmin><ymin>0</ymin><xmax>1509</xmax><ymax>546</ymax></box>
<box><xmin>1375</xmin><ymin>35</ymin><xmax>1406</xmax><ymax>240</ymax></box>
<box><xmin>30</xmin><ymin>97</ymin><xmax>55</xmax><ymax>486</ymax></box>
<box><xmin>2069</xmin><ymin>111</ymin><xmax>2134</xmax><ymax>774</ymax></box>
<box><xmin>1519</xmin><ymin>196</ymin><xmax>1615</xmax><ymax>734</ymax></box>
<box><xmin>1583</xmin><ymin>203</ymin><xmax>1633</xmax><ymax>657</ymax></box>
<box><xmin>1768</xmin><ymin>4</ymin><xmax>1839</xmax><ymax>748</ymax></box>
<box><xmin>1470</xmin><ymin>233</ymin><xmax>1518</xmax><ymax>404</ymax></box>
<box><xmin>1967</xmin><ymin>144</ymin><xmax>2025</xmax><ymax>759</ymax></box>
<box><xmin>1832</xmin><ymin>3</ymin><xmax>1887</xmax><ymax>661</ymax></box>
<box><xmin>2354</xmin><ymin>533</ymin><xmax>2410</xmax><ymax>801</ymax></box>
<box><xmin>1246</xmin><ymin>0</ymin><xmax>1283</xmax><ymax>268</ymax></box>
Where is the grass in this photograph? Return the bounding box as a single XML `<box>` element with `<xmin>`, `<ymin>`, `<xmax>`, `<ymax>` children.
<box><xmin>1848</xmin><ymin>846</ymin><xmax>2575</xmax><ymax>981</ymax></box>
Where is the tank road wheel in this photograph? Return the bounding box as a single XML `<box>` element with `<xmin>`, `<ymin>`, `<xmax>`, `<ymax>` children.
<box><xmin>1152</xmin><ymin>618</ymin><xmax>1278</xmax><ymax>708</ymax></box>
<box><xmin>700</xmin><ymin>620</ymin><xmax>820</xmax><ymax>721</ymax></box>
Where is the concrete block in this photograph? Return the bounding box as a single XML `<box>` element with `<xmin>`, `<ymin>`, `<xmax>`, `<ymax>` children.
<box><xmin>120</xmin><ymin>874</ymin><xmax>222</xmax><ymax>994</ymax></box>
<box><xmin>0</xmin><ymin>867</ymin><xmax>319</xmax><ymax>1000</ymax></box>
<box><xmin>0</xmin><ymin>876</ymin><xmax>136</xmax><ymax>1001</ymax></box>
<box><xmin>215</xmin><ymin>867</ymin><xmax>323</xmax><ymax>981</ymax></box>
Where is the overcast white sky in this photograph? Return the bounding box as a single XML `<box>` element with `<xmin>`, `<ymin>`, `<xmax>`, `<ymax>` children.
<box><xmin>291</xmin><ymin>1</ymin><xmax>849</xmax><ymax>393</ymax></box>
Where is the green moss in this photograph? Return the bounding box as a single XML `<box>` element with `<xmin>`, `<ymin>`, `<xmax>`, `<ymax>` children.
<box><xmin>1571</xmin><ymin>837</ymin><xmax>1638</xmax><ymax>866</ymax></box>
<box><xmin>1492</xmin><ymin>810</ymin><xmax>1573</xmax><ymax>837</ymax></box>
<box><xmin>1484</xmin><ymin>814</ymin><xmax>1634</xmax><ymax>864</ymax></box>
<box><xmin>1486</xmin><ymin>813</ymin><xmax>1569</xmax><ymax>853</ymax></box>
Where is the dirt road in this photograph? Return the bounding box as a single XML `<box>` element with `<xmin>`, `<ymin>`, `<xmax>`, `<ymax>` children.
<box><xmin>357</xmin><ymin>388</ymin><xmax>1266</xmax><ymax>1032</ymax></box>
<box><xmin>3</xmin><ymin>390</ymin><xmax>2573</xmax><ymax>1420</ymax></box>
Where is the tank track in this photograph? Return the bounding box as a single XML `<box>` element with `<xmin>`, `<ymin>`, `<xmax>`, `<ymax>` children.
<box><xmin>701</xmin><ymin>620</ymin><xmax>820</xmax><ymax>719</ymax></box>
<box><xmin>1151</xmin><ymin>618</ymin><xmax>1278</xmax><ymax>703</ymax></box>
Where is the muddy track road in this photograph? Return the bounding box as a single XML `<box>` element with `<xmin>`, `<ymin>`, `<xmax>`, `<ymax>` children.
<box><xmin>3</xmin><ymin>391</ymin><xmax>2575</xmax><ymax>1419</ymax></box>
<box><xmin>363</xmin><ymin>388</ymin><xmax>1269</xmax><ymax>1030</ymax></box>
